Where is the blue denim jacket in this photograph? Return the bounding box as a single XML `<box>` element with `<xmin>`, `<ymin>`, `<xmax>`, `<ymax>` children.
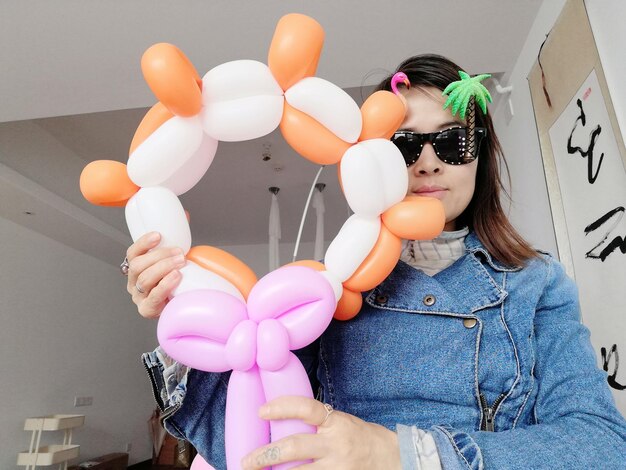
<box><xmin>142</xmin><ymin>232</ymin><xmax>626</xmax><ymax>469</ymax></box>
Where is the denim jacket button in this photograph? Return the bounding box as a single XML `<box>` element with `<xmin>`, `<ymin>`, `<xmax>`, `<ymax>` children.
<box><xmin>375</xmin><ymin>294</ymin><xmax>388</xmax><ymax>305</ymax></box>
<box><xmin>463</xmin><ymin>318</ymin><xmax>478</xmax><ymax>328</ymax></box>
<box><xmin>423</xmin><ymin>295</ymin><xmax>436</xmax><ymax>306</ymax></box>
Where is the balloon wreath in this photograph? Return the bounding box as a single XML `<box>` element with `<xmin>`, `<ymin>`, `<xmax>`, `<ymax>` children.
<box><xmin>80</xmin><ymin>14</ymin><xmax>446</xmax><ymax>470</ymax></box>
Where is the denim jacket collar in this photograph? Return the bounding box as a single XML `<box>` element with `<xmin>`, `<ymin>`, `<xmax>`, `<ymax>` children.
<box><xmin>367</xmin><ymin>232</ymin><xmax>511</xmax><ymax>316</ymax></box>
<box><xmin>464</xmin><ymin>231</ymin><xmax>523</xmax><ymax>273</ymax></box>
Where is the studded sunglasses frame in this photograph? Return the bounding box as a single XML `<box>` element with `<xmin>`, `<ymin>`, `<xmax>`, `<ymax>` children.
<box><xmin>391</xmin><ymin>126</ymin><xmax>487</xmax><ymax>166</ymax></box>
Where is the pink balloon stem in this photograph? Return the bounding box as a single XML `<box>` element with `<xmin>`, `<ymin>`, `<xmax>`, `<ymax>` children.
<box><xmin>260</xmin><ymin>353</ymin><xmax>316</xmax><ymax>470</ymax></box>
<box><xmin>226</xmin><ymin>368</ymin><xmax>269</xmax><ymax>470</ymax></box>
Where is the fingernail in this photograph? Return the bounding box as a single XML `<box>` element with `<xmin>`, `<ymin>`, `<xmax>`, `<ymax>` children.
<box><xmin>174</xmin><ymin>254</ymin><xmax>186</xmax><ymax>264</ymax></box>
<box><xmin>258</xmin><ymin>405</ymin><xmax>269</xmax><ymax>418</ymax></box>
<box><xmin>148</xmin><ymin>232</ymin><xmax>161</xmax><ymax>243</ymax></box>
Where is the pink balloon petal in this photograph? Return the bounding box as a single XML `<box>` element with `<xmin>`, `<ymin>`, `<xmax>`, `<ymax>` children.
<box><xmin>275</xmin><ymin>299</ymin><xmax>334</xmax><ymax>350</ymax></box>
<box><xmin>247</xmin><ymin>267</ymin><xmax>336</xmax><ymax>350</ymax></box>
<box><xmin>157</xmin><ymin>289</ymin><xmax>248</xmax><ymax>372</ymax></box>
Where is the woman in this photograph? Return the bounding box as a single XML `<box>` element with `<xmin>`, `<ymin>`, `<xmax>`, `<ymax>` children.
<box><xmin>129</xmin><ymin>55</ymin><xmax>626</xmax><ymax>469</ymax></box>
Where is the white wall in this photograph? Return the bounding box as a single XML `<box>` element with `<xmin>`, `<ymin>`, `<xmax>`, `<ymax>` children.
<box><xmin>491</xmin><ymin>0</ymin><xmax>567</xmax><ymax>256</ymax></box>
<box><xmin>0</xmin><ymin>217</ymin><xmax>156</xmax><ymax>468</ymax></box>
<box><xmin>0</xmin><ymin>211</ymin><xmax>319</xmax><ymax>469</ymax></box>
<box><xmin>586</xmin><ymin>0</ymin><xmax>626</xmax><ymax>147</ymax></box>
<box><xmin>493</xmin><ymin>0</ymin><xmax>626</xmax><ymax>257</ymax></box>
<box><xmin>227</xmin><ymin>241</ymin><xmax>321</xmax><ymax>277</ymax></box>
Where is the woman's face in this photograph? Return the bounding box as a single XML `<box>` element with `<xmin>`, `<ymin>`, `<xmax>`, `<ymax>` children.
<box><xmin>400</xmin><ymin>86</ymin><xmax>478</xmax><ymax>231</ymax></box>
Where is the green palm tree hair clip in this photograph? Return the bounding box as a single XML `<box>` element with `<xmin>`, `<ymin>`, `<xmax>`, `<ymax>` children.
<box><xmin>442</xmin><ymin>71</ymin><xmax>492</xmax><ymax>162</ymax></box>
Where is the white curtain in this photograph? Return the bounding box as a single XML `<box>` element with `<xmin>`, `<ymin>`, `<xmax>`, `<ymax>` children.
<box><xmin>312</xmin><ymin>188</ymin><xmax>325</xmax><ymax>261</ymax></box>
<box><xmin>269</xmin><ymin>192</ymin><xmax>281</xmax><ymax>271</ymax></box>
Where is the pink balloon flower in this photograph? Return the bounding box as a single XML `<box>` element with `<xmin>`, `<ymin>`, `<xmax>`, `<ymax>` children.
<box><xmin>157</xmin><ymin>266</ymin><xmax>337</xmax><ymax>470</ymax></box>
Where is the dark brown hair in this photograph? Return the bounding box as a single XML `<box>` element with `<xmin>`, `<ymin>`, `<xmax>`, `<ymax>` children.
<box><xmin>377</xmin><ymin>54</ymin><xmax>538</xmax><ymax>267</ymax></box>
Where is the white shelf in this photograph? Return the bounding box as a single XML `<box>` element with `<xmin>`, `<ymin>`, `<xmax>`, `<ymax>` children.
<box><xmin>24</xmin><ymin>415</ymin><xmax>85</xmax><ymax>432</ymax></box>
<box><xmin>17</xmin><ymin>445</ymin><xmax>80</xmax><ymax>466</ymax></box>
<box><xmin>18</xmin><ymin>414</ymin><xmax>84</xmax><ymax>470</ymax></box>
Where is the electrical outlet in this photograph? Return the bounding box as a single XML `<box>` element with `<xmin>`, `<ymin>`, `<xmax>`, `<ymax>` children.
<box><xmin>74</xmin><ymin>396</ymin><xmax>93</xmax><ymax>407</ymax></box>
<box><xmin>125</xmin><ymin>443</ymin><xmax>132</xmax><ymax>453</ymax></box>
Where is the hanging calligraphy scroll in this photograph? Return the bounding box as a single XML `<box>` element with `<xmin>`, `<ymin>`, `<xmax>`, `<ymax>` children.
<box><xmin>528</xmin><ymin>0</ymin><xmax>626</xmax><ymax>413</ymax></box>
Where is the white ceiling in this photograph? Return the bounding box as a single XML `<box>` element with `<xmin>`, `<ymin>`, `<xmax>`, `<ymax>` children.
<box><xmin>0</xmin><ymin>0</ymin><xmax>543</xmax><ymax>269</ymax></box>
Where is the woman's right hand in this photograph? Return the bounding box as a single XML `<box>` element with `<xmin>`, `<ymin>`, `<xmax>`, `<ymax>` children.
<box><xmin>126</xmin><ymin>232</ymin><xmax>187</xmax><ymax>318</ymax></box>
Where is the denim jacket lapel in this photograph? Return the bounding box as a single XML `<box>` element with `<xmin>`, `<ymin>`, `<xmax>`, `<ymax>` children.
<box><xmin>365</xmin><ymin>233</ymin><xmax>508</xmax><ymax>316</ymax></box>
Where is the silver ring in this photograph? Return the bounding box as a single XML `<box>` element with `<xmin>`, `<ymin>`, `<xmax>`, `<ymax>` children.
<box><xmin>318</xmin><ymin>403</ymin><xmax>334</xmax><ymax>426</ymax></box>
<box><xmin>135</xmin><ymin>283</ymin><xmax>145</xmax><ymax>295</ymax></box>
<box><xmin>120</xmin><ymin>256</ymin><xmax>130</xmax><ymax>276</ymax></box>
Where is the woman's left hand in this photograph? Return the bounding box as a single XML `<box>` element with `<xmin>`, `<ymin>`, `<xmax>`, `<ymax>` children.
<box><xmin>241</xmin><ymin>396</ymin><xmax>402</xmax><ymax>470</ymax></box>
